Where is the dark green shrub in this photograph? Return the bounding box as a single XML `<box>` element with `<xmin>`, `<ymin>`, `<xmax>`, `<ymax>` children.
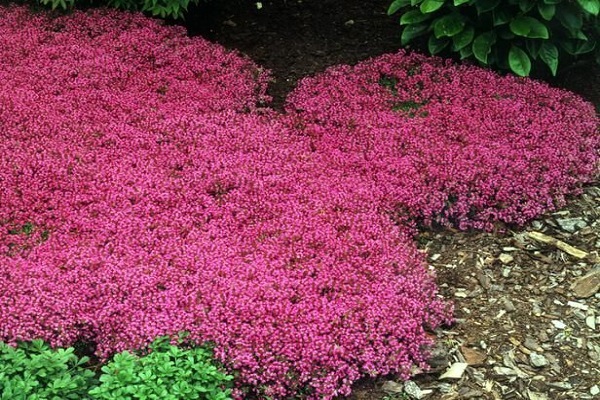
<box><xmin>0</xmin><ymin>339</ymin><xmax>97</xmax><ymax>400</ymax></box>
<box><xmin>38</xmin><ymin>0</ymin><xmax>198</xmax><ymax>19</ymax></box>
<box><xmin>387</xmin><ymin>0</ymin><xmax>599</xmax><ymax>76</ymax></box>
<box><xmin>88</xmin><ymin>336</ymin><xmax>233</xmax><ymax>400</ymax></box>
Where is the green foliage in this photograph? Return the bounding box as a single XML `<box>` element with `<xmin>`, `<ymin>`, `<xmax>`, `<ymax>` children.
<box><xmin>88</xmin><ymin>335</ymin><xmax>234</xmax><ymax>400</ymax></box>
<box><xmin>0</xmin><ymin>340</ymin><xmax>97</xmax><ymax>400</ymax></box>
<box><xmin>1</xmin><ymin>336</ymin><xmax>233</xmax><ymax>400</ymax></box>
<box><xmin>387</xmin><ymin>0</ymin><xmax>599</xmax><ymax>76</ymax></box>
<box><xmin>37</xmin><ymin>0</ymin><xmax>198</xmax><ymax>19</ymax></box>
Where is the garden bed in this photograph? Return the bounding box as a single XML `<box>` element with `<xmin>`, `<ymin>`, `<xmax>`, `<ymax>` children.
<box><xmin>0</xmin><ymin>2</ymin><xmax>598</xmax><ymax>399</ymax></box>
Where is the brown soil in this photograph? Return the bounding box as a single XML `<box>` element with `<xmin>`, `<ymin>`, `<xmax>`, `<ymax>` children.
<box><xmin>180</xmin><ymin>1</ymin><xmax>600</xmax><ymax>399</ymax></box>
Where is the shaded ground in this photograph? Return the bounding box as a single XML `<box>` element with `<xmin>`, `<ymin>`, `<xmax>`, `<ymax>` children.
<box><xmin>185</xmin><ymin>0</ymin><xmax>401</xmax><ymax>109</ymax></box>
<box><xmin>180</xmin><ymin>1</ymin><xmax>600</xmax><ymax>399</ymax></box>
<box><xmin>184</xmin><ymin>0</ymin><xmax>600</xmax><ymax>111</ymax></box>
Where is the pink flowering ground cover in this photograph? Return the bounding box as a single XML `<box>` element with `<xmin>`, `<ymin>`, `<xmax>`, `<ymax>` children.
<box><xmin>0</xmin><ymin>4</ymin><xmax>598</xmax><ymax>399</ymax></box>
<box><xmin>0</xmin><ymin>6</ymin><xmax>449</xmax><ymax>398</ymax></box>
<box><xmin>287</xmin><ymin>52</ymin><xmax>599</xmax><ymax>230</ymax></box>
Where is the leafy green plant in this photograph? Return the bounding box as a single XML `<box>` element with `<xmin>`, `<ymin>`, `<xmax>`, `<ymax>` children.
<box><xmin>0</xmin><ymin>339</ymin><xmax>97</xmax><ymax>400</ymax></box>
<box><xmin>88</xmin><ymin>335</ymin><xmax>233</xmax><ymax>400</ymax></box>
<box><xmin>37</xmin><ymin>0</ymin><xmax>198</xmax><ymax>19</ymax></box>
<box><xmin>387</xmin><ymin>0</ymin><xmax>599</xmax><ymax>76</ymax></box>
<box><xmin>1</xmin><ymin>336</ymin><xmax>233</xmax><ymax>400</ymax></box>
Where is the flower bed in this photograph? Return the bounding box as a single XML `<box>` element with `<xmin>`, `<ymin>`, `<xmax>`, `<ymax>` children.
<box><xmin>287</xmin><ymin>51</ymin><xmax>599</xmax><ymax>230</ymax></box>
<box><xmin>0</xmin><ymin>6</ymin><xmax>449</xmax><ymax>398</ymax></box>
<box><xmin>0</xmin><ymin>4</ymin><xmax>597</xmax><ymax>399</ymax></box>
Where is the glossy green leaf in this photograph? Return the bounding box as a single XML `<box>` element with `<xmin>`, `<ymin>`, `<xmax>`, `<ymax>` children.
<box><xmin>400</xmin><ymin>10</ymin><xmax>431</xmax><ymax>25</ymax></box>
<box><xmin>519</xmin><ymin>0</ymin><xmax>536</xmax><ymax>12</ymax></box>
<box><xmin>388</xmin><ymin>0</ymin><xmax>412</xmax><ymax>16</ymax></box>
<box><xmin>401</xmin><ymin>23</ymin><xmax>429</xmax><ymax>45</ymax></box>
<box><xmin>537</xmin><ymin>3</ymin><xmax>555</xmax><ymax>20</ymax></box>
<box><xmin>454</xmin><ymin>0</ymin><xmax>470</xmax><ymax>4</ymax></box>
<box><xmin>509</xmin><ymin>45</ymin><xmax>531</xmax><ymax>76</ymax></box>
<box><xmin>420</xmin><ymin>0</ymin><xmax>445</xmax><ymax>13</ymax></box>
<box><xmin>472</xmin><ymin>31</ymin><xmax>496</xmax><ymax>63</ymax></box>
<box><xmin>569</xmin><ymin>30</ymin><xmax>588</xmax><ymax>40</ymax></box>
<box><xmin>433</xmin><ymin>14</ymin><xmax>465</xmax><ymax>37</ymax></box>
<box><xmin>509</xmin><ymin>16</ymin><xmax>549</xmax><ymax>38</ymax></box>
<box><xmin>576</xmin><ymin>0</ymin><xmax>599</xmax><ymax>15</ymax></box>
<box><xmin>560</xmin><ymin>39</ymin><xmax>596</xmax><ymax>55</ymax></box>
<box><xmin>539</xmin><ymin>42</ymin><xmax>559</xmax><ymax>75</ymax></box>
<box><xmin>452</xmin><ymin>25</ymin><xmax>474</xmax><ymax>50</ymax></box>
<box><xmin>460</xmin><ymin>46</ymin><xmax>473</xmax><ymax>59</ymax></box>
<box><xmin>428</xmin><ymin>35</ymin><xmax>450</xmax><ymax>54</ymax></box>
<box><xmin>525</xmin><ymin>39</ymin><xmax>541</xmax><ymax>59</ymax></box>
<box><xmin>475</xmin><ymin>0</ymin><xmax>500</xmax><ymax>14</ymax></box>
<box><xmin>492</xmin><ymin>9</ymin><xmax>511</xmax><ymax>25</ymax></box>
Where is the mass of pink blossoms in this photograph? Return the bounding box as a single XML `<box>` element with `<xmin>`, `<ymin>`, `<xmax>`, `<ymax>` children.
<box><xmin>0</xmin><ymin>4</ymin><xmax>597</xmax><ymax>399</ymax></box>
<box><xmin>287</xmin><ymin>52</ymin><xmax>599</xmax><ymax>230</ymax></box>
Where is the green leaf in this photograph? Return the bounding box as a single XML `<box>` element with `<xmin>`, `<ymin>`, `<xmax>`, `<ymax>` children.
<box><xmin>401</xmin><ymin>23</ymin><xmax>429</xmax><ymax>45</ymax></box>
<box><xmin>557</xmin><ymin>6</ymin><xmax>583</xmax><ymax>32</ymax></box>
<box><xmin>537</xmin><ymin>3</ymin><xmax>556</xmax><ymax>20</ymax></box>
<box><xmin>452</xmin><ymin>25</ymin><xmax>474</xmax><ymax>50</ymax></box>
<box><xmin>433</xmin><ymin>14</ymin><xmax>465</xmax><ymax>37</ymax></box>
<box><xmin>420</xmin><ymin>0</ymin><xmax>445</xmax><ymax>13</ymax></box>
<box><xmin>560</xmin><ymin>39</ymin><xmax>596</xmax><ymax>55</ymax></box>
<box><xmin>519</xmin><ymin>0</ymin><xmax>536</xmax><ymax>12</ymax></box>
<box><xmin>428</xmin><ymin>35</ymin><xmax>450</xmax><ymax>54</ymax></box>
<box><xmin>492</xmin><ymin>9</ymin><xmax>511</xmax><ymax>25</ymax></box>
<box><xmin>568</xmin><ymin>29</ymin><xmax>589</xmax><ymax>40</ymax></box>
<box><xmin>576</xmin><ymin>0</ymin><xmax>599</xmax><ymax>15</ymax></box>
<box><xmin>388</xmin><ymin>0</ymin><xmax>412</xmax><ymax>16</ymax></box>
<box><xmin>472</xmin><ymin>31</ymin><xmax>496</xmax><ymax>63</ymax></box>
<box><xmin>525</xmin><ymin>39</ymin><xmax>542</xmax><ymax>59</ymax></box>
<box><xmin>539</xmin><ymin>42</ymin><xmax>559</xmax><ymax>75</ymax></box>
<box><xmin>454</xmin><ymin>0</ymin><xmax>470</xmax><ymax>4</ymax></box>
<box><xmin>475</xmin><ymin>0</ymin><xmax>500</xmax><ymax>14</ymax></box>
<box><xmin>509</xmin><ymin>45</ymin><xmax>531</xmax><ymax>76</ymax></box>
<box><xmin>509</xmin><ymin>16</ymin><xmax>549</xmax><ymax>38</ymax></box>
<box><xmin>399</xmin><ymin>10</ymin><xmax>431</xmax><ymax>25</ymax></box>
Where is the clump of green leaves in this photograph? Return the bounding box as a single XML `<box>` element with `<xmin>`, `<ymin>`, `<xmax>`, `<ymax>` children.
<box><xmin>88</xmin><ymin>335</ymin><xmax>233</xmax><ymax>400</ymax></box>
<box><xmin>0</xmin><ymin>339</ymin><xmax>97</xmax><ymax>400</ymax></box>
<box><xmin>38</xmin><ymin>0</ymin><xmax>198</xmax><ymax>19</ymax></box>
<box><xmin>1</xmin><ymin>336</ymin><xmax>233</xmax><ymax>400</ymax></box>
<box><xmin>387</xmin><ymin>0</ymin><xmax>599</xmax><ymax>77</ymax></box>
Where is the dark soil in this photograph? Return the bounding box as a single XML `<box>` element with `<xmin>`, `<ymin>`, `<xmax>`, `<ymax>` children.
<box><xmin>185</xmin><ymin>0</ymin><xmax>406</xmax><ymax>109</ymax></box>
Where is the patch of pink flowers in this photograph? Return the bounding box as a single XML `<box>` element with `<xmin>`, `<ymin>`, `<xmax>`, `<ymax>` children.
<box><xmin>0</xmin><ymin>6</ymin><xmax>449</xmax><ymax>398</ymax></box>
<box><xmin>0</xmin><ymin>4</ymin><xmax>597</xmax><ymax>399</ymax></box>
<box><xmin>287</xmin><ymin>51</ymin><xmax>599</xmax><ymax>230</ymax></box>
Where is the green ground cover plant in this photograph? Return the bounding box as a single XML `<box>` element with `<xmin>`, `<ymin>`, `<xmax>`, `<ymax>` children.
<box><xmin>89</xmin><ymin>335</ymin><xmax>233</xmax><ymax>400</ymax></box>
<box><xmin>0</xmin><ymin>337</ymin><xmax>233</xmax><ymax>400</ymax></box>
<box><xmin>387</xmin><ymin>0</ymin><xmax>600</xmax><ymax>76</ymax></box>
<box><xmin>0</xmin><ymin>340</ymin><xmax>96</xmax><ymax>399</ymax></box>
